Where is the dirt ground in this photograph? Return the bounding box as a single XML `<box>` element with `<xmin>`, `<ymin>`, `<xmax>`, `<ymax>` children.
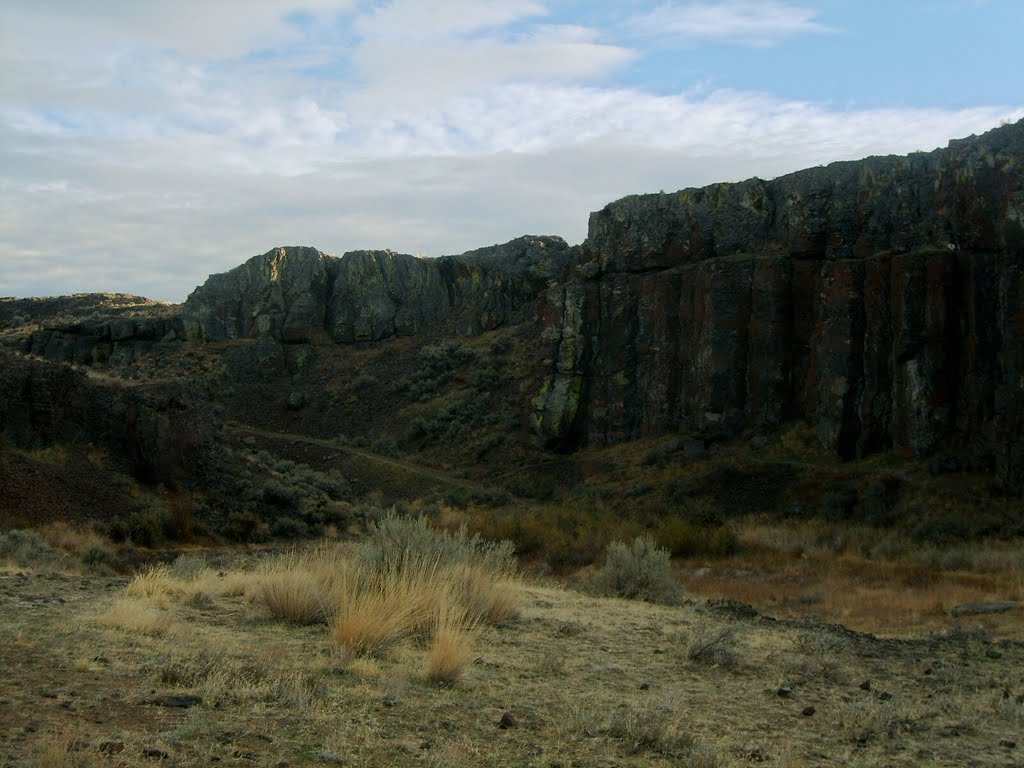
<box><xmin>1</xmin><ymin>560</ymin><xmax>1021</xmax><ymax>768</ymax></box>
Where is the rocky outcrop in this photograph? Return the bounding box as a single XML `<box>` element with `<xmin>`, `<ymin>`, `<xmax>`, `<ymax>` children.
<box><xmin>181</xmin><ymin>246</ymin><xmax>333</xmax><ymax>343</ymax></box>
<box><xmin>183</xmin><ymin>236</ymin><xmax>574</xmax><ymax>343</ymax></box>
<box><xmin>533</xmin><ymin>119</ymin><xmax>1024</xmax><ymax>488</ymax></box>
<box><xmin>25</xmin><ymin>316</ymin><xmax>184</xmax><ymax>365</ymax></box>
<box><xmin>0</xmin><ymin>351</ymin><xmax>217</xmax><ymax>488</ymax></box>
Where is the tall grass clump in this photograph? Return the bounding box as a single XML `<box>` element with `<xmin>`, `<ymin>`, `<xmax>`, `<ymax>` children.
<box><xmin>331</xmin><ymin>556</ymin><xmax>449</xmax><ymax>656</ymax></box>
<box><xmin>327</xmin><ymin>511</ymin><xmax>519</xmax><ymax>678</ymax></box>
<box><xmin>424</xmin><ymin>600</ymin><xmax>479</xmax><ymax>685</ymax></box>
<box><xmin>592</xmin><ymin>536</ymin><xmax>684</xmax><ymax>604</ymax></box>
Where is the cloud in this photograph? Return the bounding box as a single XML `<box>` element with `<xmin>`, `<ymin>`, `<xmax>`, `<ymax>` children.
<box><xmin>628</xmin><ymin>1</ymin><xmax>834</xmax><ymax>46</ymax></box>
<box><xmin>0</xmin><ymin>1</ymin><xmax>1021</xmax><ymax>302</ymax></box>
<box><xmin>0</xmin><ymin>0</ymin><xmax>357</xmax><ymax>60</ymax></box>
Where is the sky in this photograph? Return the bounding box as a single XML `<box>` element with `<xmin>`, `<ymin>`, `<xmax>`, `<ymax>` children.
<box><xmin>1</xmin><ymin>1</ymin><xmax>1022</xmax><ymax>302</ymax></box>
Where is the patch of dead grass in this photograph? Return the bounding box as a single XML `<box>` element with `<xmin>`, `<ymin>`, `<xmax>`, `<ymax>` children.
<box><xmin>424</xmin><ymin>601</ymin><xmax>479</xmax><ymax>685</ymax></box>
<box><xmin>94</xmin><ymin>596</ymin><xmax>174</xmax><ymax>635</ymax></box>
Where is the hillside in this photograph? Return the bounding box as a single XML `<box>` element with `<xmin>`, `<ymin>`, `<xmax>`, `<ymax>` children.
<box><xmin>0</xmin><ymin>121</ymin><xmax>1021</xmax><ymax>648</ymax></box>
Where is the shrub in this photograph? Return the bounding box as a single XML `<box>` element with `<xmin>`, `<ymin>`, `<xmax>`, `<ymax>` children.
<box><xmin>223</xmin><ymin>511</ymin><xmax>270</xmax><ymax>543</ymax></box>
<box><xmin>359</xmin><ymin>511</ymin><xmax>515</xmax><ymax>575</ymax></box>
<box><xmin>271</xmin><ymin>516</ymin><xmax>309</xmax><ymax>540</ymax></box>
<box><xmin>108</xmin><ymin>502</ymin><xmax>171</xmax><ymax>547</ymax></box>
<box><xmin>0</xmin><ymin>529</ymin><xmax>66</xmax><ymax>569</ymax></box>
<box><xmin>592</xmin><ymin>537</ymin><xmax>683</xmax><ymax>604</ymax></box>
<box><xmin>169</xmin><ymin>553</ymin><xmax>207</xmax><ymax>581</ymax></box>
<box><xmin>686</xmin><ymin>623</ymin><xmax>739</xmax><ymax>668</ymax></box>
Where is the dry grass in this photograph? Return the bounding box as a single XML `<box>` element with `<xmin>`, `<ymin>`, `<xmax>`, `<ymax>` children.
<box><xmin>93</xmin><ymin>596</ymin><xmax>173</xmax><ymax>635</ymax></box>
<box><xmin>3</xmin><ymin>555</ymin><xmax>1023</xmax><ymax>768</ymax></box>
<box><xmin>330</xmin><ymin>559</ymin><xmax>448</xmax><ymax>656</ymax></box>
<box><xmin>257</xmin><ymin>567</ymin><xmax>331</xmax><ymax>624</ymax></box>
<box><xmin>424</xmin><ymin>601</ymin><xmax>479</xmax><ymax>684</ymax></box>
<box><xmin>682</xmin><ymin>519</ymin><xmax>1024</xmax><ymax>639</ymax></box>
<box><xmin>456</xmin><ymin>563</ymin><xmax>521</xmax><ymax>623</ymax></box>
<box><xmin>125</xmin><ymin>564</ymin><xmax>179</xmax><ymax>604</ymax></box>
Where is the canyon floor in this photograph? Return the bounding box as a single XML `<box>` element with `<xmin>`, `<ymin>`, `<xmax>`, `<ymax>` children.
<box><xmin>1</xmin><ymin>548</ymin><xmax>1022</xmax><ymax>768</ymax></box>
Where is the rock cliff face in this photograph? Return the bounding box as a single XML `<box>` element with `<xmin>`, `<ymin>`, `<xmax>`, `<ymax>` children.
<box><xmin>533</xmin><ymin>120</ymin><xmax>1024</xmax><ymax>486</ymax></box>
<box><xmin>0</xmin><ymin>351</ymin><xmax>216</xmax><ymax>487</ymax></box>
<box><xmin>183</xmin><ymin>236</ymin><xmax>573</xmax><ymax>343</ymax></box>
<box><xmin>25</xmin><ymin>316</ymin><xmax>184</xmax><ymax>365</ymax></box>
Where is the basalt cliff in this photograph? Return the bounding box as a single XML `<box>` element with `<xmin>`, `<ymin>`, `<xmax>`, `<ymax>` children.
<box><xmin>180</xmin><ymin>236</ymin><xmax>574</xmax><ymax>343</ymax></box>
<box><xmin>8</xmin><ymin>120</ymin><xmax>1024</xmax><ymax>491</ymax></box>
<box><xmin>532</xmin><ymin>120</ymin><xmax>1024</xmax><ymax>487</ymax></box>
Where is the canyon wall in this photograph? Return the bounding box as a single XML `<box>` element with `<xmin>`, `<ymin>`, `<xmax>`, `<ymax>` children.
<box><xmin>181</xmin><ymin>236</ymin><xmax>574</xmax><ymax>343</ymax></box>
<box><xmin>532</xmin><ymin>120</ymin><xmax>1024</xmax><ymax>486</ymax></box>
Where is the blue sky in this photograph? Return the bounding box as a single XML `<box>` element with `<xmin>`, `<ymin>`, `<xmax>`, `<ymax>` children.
<box><xmin>1</xmin><ymin>0</ymin><xmax>1021</xmax><ymax>301</ymax></box>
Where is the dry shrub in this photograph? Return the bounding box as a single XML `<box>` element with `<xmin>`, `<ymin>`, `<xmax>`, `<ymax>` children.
<box><xmin>592</xmin><ymin>537</ymin><xmax>684</xmax><ymax>604</ymax></box>
<box><xmin>606</xmin><ymin>699</ymin><xmax>702</xmax><ymax>758</ymax></box>
<box><xmin>125</xmin><ymin>564</ymin><xmax>179</xmax><ymax>605</ymax></box>
<box><xmin>424</xmin><ymin>602</ymin><xmax>479</xmax><ymax>685</ymax></box>
<box><xmin>686</xmin><ymin>622</ymin><xmax>739</xmax><ymax>668</ymax></box>
<box><xmin>456</xmin><ymin>563</ymin><xmax>520</xmax><ymax>623</ymax></box>
<box><xmin>331</xmin><ymin>559</ymin><xmax>447</xmax><ymax>656</ymax></box>
<box><xmin>94</xmin><ymin>597</ymin><xmax>172</xmax><ymax>635</ymax></box>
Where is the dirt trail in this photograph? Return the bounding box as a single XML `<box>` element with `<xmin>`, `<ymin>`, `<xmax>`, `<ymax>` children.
<box><xmin>223</xmin><ymin>421</ymin><xmax>493</xmax><ymax>494</ymax></box>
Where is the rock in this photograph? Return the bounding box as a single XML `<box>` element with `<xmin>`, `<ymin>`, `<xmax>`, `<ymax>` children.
<box><xmin>749</xmin><ymin>435</ymin><xmax>769</xmax><ymax>450</ymax></box>
<box><xmin>531</xmin><ymin>119</ymin><xmax>1024</xmax><ymax>490</ymax></box>
<box><xmin>142</xmin><ymin>748</ymin><xmax>169</xmax><ymax>759</ymax></box>
<box><xmin>286</xmin><ymin>392</ymin><xmax>305</xmax><ymax>411</ymax></box>
<box><xmin>183</xmin><ymin>237</ymin><xmax>574</xmax><ymax>344</ymax></box>
<box><xmin>498</xmin><ymin>711</ymin><xmax>518</xmax><ymax>729</ymax></box>
<box><xmin>876</xmin><ymin>691</ymin><xmax>893</xmax><ymax>701</ymax></box>
<box><xmin>639</xmin><ymin>682</ymin><xmax>650</xmax><ymax>690</ymax></box>
<box><xmin>999</xmin><ymin>738</ymin><xmax>1017</xmax><ymax>748</ymax></box>
<box><xmin>950</xmin><ymin>601</ymin><xmax>1019</xmax><ymax>617</ymax></box>
<box><xmin>859</xmin><ymin>680</ymin><xmax>871</xmax><ymax>691</ymax></box>
<box><xmin>801</xmin><ymin>706</ymin><xmax>816</xmax><ymax>717</ymax></box>
<box><xmin>777</xmin><ymin>686</ymin><xmax>793</xmax><ymax>698</ymax></box>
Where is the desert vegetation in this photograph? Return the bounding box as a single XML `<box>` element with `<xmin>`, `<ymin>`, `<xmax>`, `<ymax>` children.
<box><xmin>2</xmin><ymin>518</ymin><xmax>1022</xmax><ymax>766</ymax></box>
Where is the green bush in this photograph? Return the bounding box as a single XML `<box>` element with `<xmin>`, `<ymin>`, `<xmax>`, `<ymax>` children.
<box><xmin>108</xmin><ymin>503</ymin><xmax>171</xmax><ymax>547</ymax></box>
<box><xmin>0</xmin><ymin>530</ymin><xmax>66</xmax><ymax>569</ymax></box>
<box><xmin>359</xmin><ymin>511</ymin><xmax>515</xmax><ymax>574</ymax></box>
<box><xmin>271</xmin><ymin>516</ymin><xmax>309</xmax><ymax>540</ymax></box>
<box><xmin>655</xmin><ymin>517</ymin><xmax>740</xmax><ymax>559</ymax></box>
<box><xmin>592</xmin><ymin>536</ymin><xmax>683</xmax><ymax>604</ymax></box>
<box><xmin>223</xmin><ymin>511</ymin><xmax>270</xmax><ymax>543</ymax></box>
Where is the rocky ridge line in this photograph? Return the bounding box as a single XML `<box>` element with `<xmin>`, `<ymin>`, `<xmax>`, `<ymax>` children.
<box><xmin>181</xmin><ymin>236</ymin><xmax>575</xmax><ymax>343</ymax></box>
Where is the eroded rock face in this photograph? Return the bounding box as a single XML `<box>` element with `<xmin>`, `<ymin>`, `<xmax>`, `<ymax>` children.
<box><xmin>533</xmin><ymin>119</ymin><xmax>1024</xmax><ymax>487</ymax></box>
<box><xmin>184</xmin><ymin>236</ymin><xmax>574</xmax><ymax>343</ymax></box>
<box><xmin>25</xmin><ymin>316</ymin><xmax>185</xmax><ymax>365</ymax></box>
<box><xmin>182</xmin><ymin>246</ymin><xmax>334</xmax><ymax>343</ymax></box>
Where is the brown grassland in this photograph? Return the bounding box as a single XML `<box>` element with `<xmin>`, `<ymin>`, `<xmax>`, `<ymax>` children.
<box><xmin>1</xmin><ymin>531</ymin><xmax>1022</xmax><ymax>768</ymax></box>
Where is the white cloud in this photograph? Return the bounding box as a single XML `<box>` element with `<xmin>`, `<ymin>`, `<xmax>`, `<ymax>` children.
<box><xmin>0</xmin><ymin>1</ymin><xmax>1021</xmax><ymax>302</ymax></box>
<box><xmin>629</xmin><ymin>1</ymin><xmax>834</xmax><ymax>46</ymax></box>
<box><xmin>0</xmin><ymin>0</ymin><xmax>357</xmax><ymax>60</ymax></box>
